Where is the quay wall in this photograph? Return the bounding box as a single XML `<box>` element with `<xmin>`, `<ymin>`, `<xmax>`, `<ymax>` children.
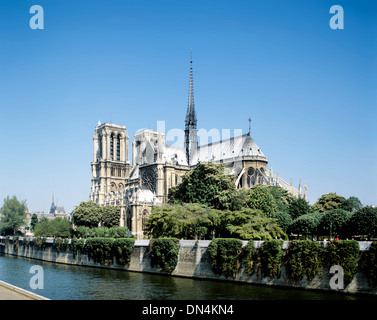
<box><xmin>1</xmin><ymin>237</ymin><xmax>377</xmax><ymax>296</ymax></box>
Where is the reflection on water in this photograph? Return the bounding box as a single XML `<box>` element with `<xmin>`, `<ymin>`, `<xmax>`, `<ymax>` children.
<box><xmin>0</xmin><ymin>254</ymin><xmax>372</xmax><ymax>300</ymax></box>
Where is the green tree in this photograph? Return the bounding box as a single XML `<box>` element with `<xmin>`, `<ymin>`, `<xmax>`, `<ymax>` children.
<box><xmin>340</xmin><ymin>196</ymin><xmax>363</xmax><ymax>212</ymax></box>
<box><xmin>288</xmin><ymin>212</ymin><xmax>323</xmax><ymax>238</ymax></box>
<box><xmin>30</xmin><ymin>213</ymin><xmax>39</xmax><ymax>231</ymax></box>
<box><xmin>265</xmin><ymin>185</ymin><xmax>294</xmax><ymax>212</ymax></box>
<box><xmin>101</xmin><ymin>205</ymin><xmax>121</xmax><ymax>228</ymax></box>
<box><xmin>245</xmin><ymin>187</ymin><xmax>277</xmax><ymax>217</ymax></box>
<box><xmin>272</xmin><ymin>211</ymin><xmax>293</xmax><ymax>234</ymax></box>
<box><xmin>72</xmin><ymin>201</ymin><xmax>102</xmax><ymax>228</ymax></box>
<box><xmin>288</xmin><ymin>197</ymin><xmax>312</xmax><ymax>220</ymax></box>
<box><xmin>311</xmin><ymin>193</ymin><xmax>346</xmax><ymax>213</ymax></box>
<box><xmin>0</xmin><ymin>196</ymin><xmax>27</xmax><ymax>235</ymax></box>
<box><xmin>168</xmin><ymin>162</ymin><xmax>237</xmax><ymax>210</ymax></box>
<box><xmin>144</xmin><ymin>203</ymin><xmax>219</xmax><ymax>240</ymax></box>
<box><xmin>317</xmin><ymin>209</ymin><xmax>352</xmax><ymax>238</ymax></box>
<box><xmin>33</xmin><ymin>218</ymin><xmax>72</xmax><ymax>237</ymax></box>
<box><xmin>345</xmin><ymin>206</ymin><xmax>377</xmax><ymax>239</ymax></box>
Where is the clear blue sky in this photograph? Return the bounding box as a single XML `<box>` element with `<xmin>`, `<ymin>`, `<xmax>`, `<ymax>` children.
<box><xmin>0</xmin><ymin>0</ymin><xmax>376</xmax><ymax>212</ymax></box>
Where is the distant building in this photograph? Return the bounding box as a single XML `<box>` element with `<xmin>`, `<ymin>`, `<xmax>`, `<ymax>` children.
<box><xmin>25</xmin><ymin>195</ymin><xmax>71</xmax><ymax>228</ymax></box>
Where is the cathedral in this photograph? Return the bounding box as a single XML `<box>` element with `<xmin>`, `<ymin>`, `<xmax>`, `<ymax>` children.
<box><xmin>90</xmin><ymin>58</ymin><xmax>306</xmax><ymax>239</ymax></box>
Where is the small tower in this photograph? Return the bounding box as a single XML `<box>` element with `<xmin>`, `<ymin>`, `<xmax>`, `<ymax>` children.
<box><xmin>184</xmin><ymin>52</ymin><xmax>198</xmax><ymax>165</ymax></box>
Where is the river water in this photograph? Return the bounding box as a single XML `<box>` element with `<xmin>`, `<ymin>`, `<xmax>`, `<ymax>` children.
<box><xmin>0</xmin><ymin>254</ymin><xmax>373</xmax><ymax>300</ymax></box>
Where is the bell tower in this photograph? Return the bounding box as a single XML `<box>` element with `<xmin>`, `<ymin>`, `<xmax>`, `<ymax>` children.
<box><xmin>90</xmin><ymin>122</ymin><xmax>131</xmax><ymax>205</ymax></box>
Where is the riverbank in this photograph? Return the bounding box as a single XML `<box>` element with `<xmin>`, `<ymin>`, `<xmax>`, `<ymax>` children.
<box><xmin>0</xmin><ymin>279</ymin><xmax>49</xmax><ymax>300</ymax></box>
<box><xmin>1</xmin><ymin>237</ymin><xmax>377</xmax><ymax>296</ymax></box>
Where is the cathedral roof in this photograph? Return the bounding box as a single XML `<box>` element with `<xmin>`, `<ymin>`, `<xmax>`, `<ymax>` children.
<box><xmin>191</xmin><ymin>133</ymin><xmax>267</xmax><ymax>164</ymax></box>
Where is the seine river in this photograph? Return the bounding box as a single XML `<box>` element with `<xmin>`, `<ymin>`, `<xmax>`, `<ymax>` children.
<box><xmin>0</xmin><ymin>254</ymin><xmax>372</xmax><ymax>300</ymax></box>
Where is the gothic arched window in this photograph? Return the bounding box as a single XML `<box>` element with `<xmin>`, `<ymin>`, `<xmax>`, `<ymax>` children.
<box><xmin>110</xmin><ymin>133</ymin><xmax>114</xmax><ymax>160</ymax></box>
<box><xmin>117</xmin><ymin>134</ymin><xmax>121</xmax><ymax>161</ymax></box>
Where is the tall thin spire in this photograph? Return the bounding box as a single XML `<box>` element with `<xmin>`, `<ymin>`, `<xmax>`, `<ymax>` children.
<box><xmin>186</xmin><ymin>49</ymin><xmax>197</xmax><ymax>126</ymax></box>
<box><xmin>184</xmin><ymin>50</ymin><xmax>198</xmax><ymax>165</ymax></box>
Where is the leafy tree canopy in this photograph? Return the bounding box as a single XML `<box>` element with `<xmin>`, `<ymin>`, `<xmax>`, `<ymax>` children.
<box><xmin>244</xmin><ymin>187</ymin><xmax>277</xmax><ymax>217</ymax></box>
<box><xmin>312</xmin><ymin>192</ymin><xmax>346</xmax><ymax>213</ymax></box>
<box><xmin>168</xmin><ymin>162</ymin><xmax>237</xmax><ymax>210</ymax></box>
<box><xmin>317</xmin><ymin>208</ymin><xmax>352</xmax><ymax>238</ymax></box>
<box><xmin>72</xmin><ymin>201</ymin><xmax>103</xmax><ymax>228</ymax></box>
<box><xmin>0</xmin><ymin>195</ymin><xmax>27</xmax><ymax>235</ymax></box>
<box><xmin>340</xmin><ymin>196</ymin><xmax>363</xmax><ymax>212</ymax></box>
<box><xmin>288</xmin><ymin>197</ymin><xmax>312</xmax><ymax>220</ymax></box>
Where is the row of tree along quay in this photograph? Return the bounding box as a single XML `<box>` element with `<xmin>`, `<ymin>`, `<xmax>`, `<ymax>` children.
<box><xmin>0</xmin><ymin>162</ymin><xmax>376</xmax><ymax>253</ymax></box>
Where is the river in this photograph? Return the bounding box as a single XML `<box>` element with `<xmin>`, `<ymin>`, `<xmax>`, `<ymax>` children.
<box><xmin>0</xmin><ymin>253</ymin><xmax>373</xmax><ymax>300</ymax></box>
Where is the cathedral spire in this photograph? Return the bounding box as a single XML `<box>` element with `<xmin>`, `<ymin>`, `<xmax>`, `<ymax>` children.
<box><xmin>184</xmin><ymin>50</ymin><xmax>198</xmax><ymax>165</ymax></box>
<box><xmin>186</xmin><ymin>50</ymin><xmax>197</xmax><ymax>126</ymax></box>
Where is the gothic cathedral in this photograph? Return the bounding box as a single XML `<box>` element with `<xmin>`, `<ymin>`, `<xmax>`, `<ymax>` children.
<box><xmin>90</xmin><ymin>58</ymin><xmax>306</xmax><ymax>239</ymax></box>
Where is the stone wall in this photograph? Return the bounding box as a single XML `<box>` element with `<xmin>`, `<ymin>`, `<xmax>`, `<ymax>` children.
<box><xmin>1</xmin><ymin>237</ymin><xmax>377</xmax><ymax>296</ymax></box>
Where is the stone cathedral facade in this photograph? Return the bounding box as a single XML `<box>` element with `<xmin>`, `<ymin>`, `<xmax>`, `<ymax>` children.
<box><xmin>90</xmin><ymin>59</ymin><xmax>306</xmax><ymax>239</ymax></box>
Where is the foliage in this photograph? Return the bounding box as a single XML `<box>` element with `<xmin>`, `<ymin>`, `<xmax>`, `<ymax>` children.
<box><xmin>345</xmin><ymin>206</ymin><xmax>377</xmax><ymax>239</ymax></box>
<box><xmin>324</xmin><ymin>240</ymin><xmax>359</xmax><ymax>285</ymax></box>
<box><xmin>317</xmin><ymin>209</ymin><xmax>352</xmax><ymax>238</ymax></box>
<box><xmin>32</xmin><ymin>236</ymin><xmax>47</xmax><ymax>249</ymax></box>
<box><xmin>13</xmin><ymin>236</ymin><xmax>19</xmax><ymax>253</ymax></box>
<box><xmin>288</xmin><ymin>212</ymin><xmax>323</xmax><ymax>237</ymax></box>
<box><xmin>144</xmin><ymin>203</ymin><xmax>219</xmax><ymax>240</ymax></box>
<box><xmin>264</xmin><ymin>186</ymin><xmax>294</xmax><ymax>212</ymax></box>
<box><xmin>53</xmin><ymin>238</ymin><xmax>64</xmax><ymax>253</ymax></box>
<box><xmin>241</xmin><ymin>240</ymin><xmax>256</xmax><ymax>276</ymax></box>
<box><xmin>168</xmin><ymin>162</ymin><xmax>237</xmax><ymax>210</ymax></box>
<box><xmin>272</xmin><ymin>211</ymin><xmax>293</xmax><ymax>234</ymax></box>
<box><xmin>85</xmin><ymin>237</ymin><xmax>115</xmax><ymax>265</ymax></box>
<box><xmin>359</xmin><ymin>242</ymin><xmax>377</xmax><ymax>287</ymax></box>
<box><xmin>223</xmin><ymin>209</ymin><xmax>286</xmax><ymax>240</ymax></box>
<box><xmin>257</xmin><ymin>239</ymin><xmax>283</xmax><ymax>278</ymax></box>
<box><xmin>288</xmin><ymin>198</ymin><xmax>312</xmax><ymax>220</ymax></box>
<box><xmin>340</xmin><ymin>196</ymin><xmax>363</xmax><ymax>212</ymax></box>
<box><xmin>312</xmin><ymin>193</ymin><xmax>346</xmax><ymax>213</ymax></box>
<box><xmin>245</xmin><ymin>187</ymin><xmax>277</xmax><ymax>217</ymax></box>
<box><xmin>285</xmin><ymin>241</ymin><xmax>325</xmax><ymax>282</ymax></box>
<box><xmin>74</xmin><ymin>226</ymin><xmax>131</xmax><ymax>239</ymax></box>
<box><xmin>149</xmin><ymin>238</ymin><xmax>180</xmax><ymax>272</ymax></box>
<box><xmin>207</xmin><ymin>238</ymin><xmax>243</xmax><ymax>278</ymax></box>
<box><xmin>72</xmin><ymin>201</ymin><xmax>103</xmax><ymax>228</ymax></box>
<box><xmin>34</xmin><ymin>218</ymin><xmax>72</xmax><ymax>238</ymax></box>
<box><xmin>113</xmin><ymin>238</ymin><xmax>135</xmax><ymax>266</ymax></box>
<box><xmin>101</xmin><ymin>205</ymin><xmax>121</xmax><ymax>228</ymax></box>
<box><xmin>30</xmin><ymin>214</ymin><xmax>39</xmax><ymax>231</ymax></box>
<box><xmin>0</xmin><ymin>196</ymin><xmax>27</xmax><ymax>235</ymax></box>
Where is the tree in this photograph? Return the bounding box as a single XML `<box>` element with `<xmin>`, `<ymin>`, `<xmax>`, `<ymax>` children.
<box><xmin>273</xmin><ymin>211</ymin><xmax>293</xmax><ymax>234</ymax></box>
<box><xmin>0</xmin><ymin>196</ymin><xmax>27</xmax><ymax>235</ymax></box>
<box><xmin>340</xmin><ymin>196</ymin><xmax>363</xmax><ymax>212</ymax></box>
<box><xmin>101</xmin><ymin>205</ymin><xmax>121</xmax><ymax>228</ymax></box>
<box><xmin>317</xmin><ymin>209</ymin><xmax>352</xmax><ymax>238</ymax></box>
<box><xmin>72</xmin><ymin>201</ymin><xmax>102</xmax><ymax>228</ymax></box>
<box><xmin>245</xmin><ymin>187</ymin><xmax>277</xmax><ymax>217</ymax></box>
<box><xmin>33</xmin><ymin>218</ymin><xmax>72</xmax><ymax>237</ymax></box>
<box><xmin>144</xmin><ymin>203</ymin><xmax>219</xmax><ymax>240</ymax></box>
<box><xmin>288</xmin><ymin>197</ymin><xmax>312</xmax><ymax>220</ymax></box>
<box><xmin>265</xmin><ymin>185</ymin><xmax>294</xmax><ymax>212</ymax></box>
<box><xmin>345</xmin><ymin>206</ymin><xmax>377</xmax><ymax>239</ymax></box>
<box><xmin>30</xmin><ymin>213</ymin><xmax>39</xmax><ymax>231</ymax></box>
<box><xmin>311</xmin><ymin>193</ymin><xmax>346</xmax><ymax>213</ymax></box>
<box><xmin>288</xmin><ymin>212</ymin><xmax>323</xmax><ymax>238</ymax></box>
<box><xmin>168</xmin><ymin>162</ymin><xmax>237</xmax><ymax>210</ymax></box>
